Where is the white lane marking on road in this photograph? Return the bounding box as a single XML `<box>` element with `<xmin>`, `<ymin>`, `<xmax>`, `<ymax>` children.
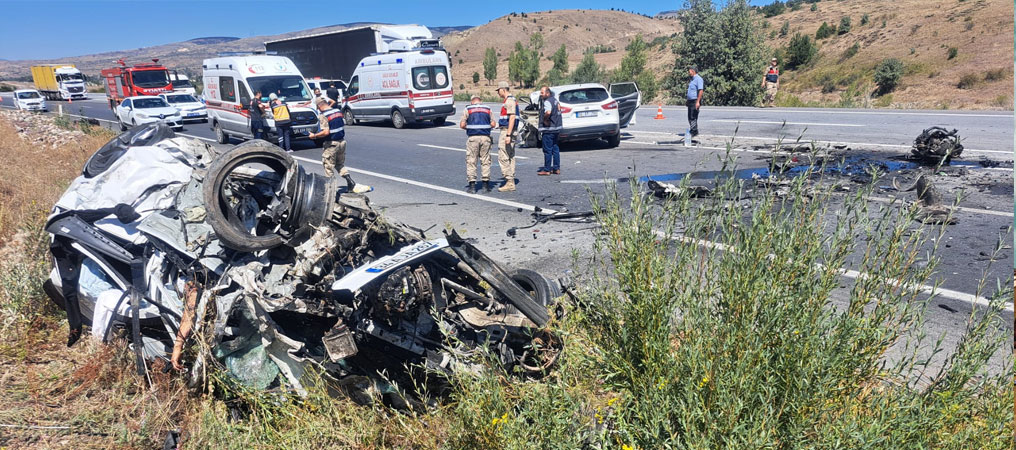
<box><xmin>178</xmin><ymin>133</ymin><xmax>215</xmax><ymax>142</ymax></box>
<box><xmin>711</xmin><ymin>119</ymin><xmax>864</xmax><ymax>127</ymax></box>
<box><xmin>621</xmin><ymin>140</ymin><xmax>660</xmax><ymax>145</ymax></box>
<box><xmin>653</xmin><ymin>229</ymin><xmax>1011</xmax><ymax>312</ymax></box>
<box><xmin>417</xmin><ymin>143</ymin><xmax>529</xmax><ymax>159</ymax></box>
<box><xmin>685</xmin><ymin>133</ymin><xmax>1010</xmax><ymax>155</ymax></box>
<box><xmin>648</xmin><ymin>107</ymin><xmax>1013</xmax><ymax>118</ymax></box>
<box><xmin>290</xmin><ymin>155</ymin><xmax>556</xmax><ymax>214</ymax></box>
<box><xmin>866</xmin><ymin>196</ymin><xmax>1013</xmax><ymax>218</ymax></box>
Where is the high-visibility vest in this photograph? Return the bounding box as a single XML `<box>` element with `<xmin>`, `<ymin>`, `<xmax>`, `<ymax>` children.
<box><xmin>464</xmin><ymin>104</ymin><xmax>492</xmax><ymax>136</ymax></box>
<box><xmin>498</xmin><ymin>95</ymin><xmax>520</xmax><ymax>130</ymax></box>
<box><xmin>322</xmin><ymin>108</ymin><xmax>345</xmax><ymax>141</ymax></box>
<box><xmin>271</xmin><ymin>102</ymin><xmax>291</xmax><ymax>125</ymax></box>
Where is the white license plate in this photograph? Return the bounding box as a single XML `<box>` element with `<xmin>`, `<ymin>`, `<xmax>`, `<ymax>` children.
<box><xmin>420</xmin><ymin>108</ymin><xmax>435</xmax><ymax>114</ymax></box>
<box><xmin>576</xmin><ymin>111</ymin><xmax>597</xmax><ymax>118</ymax></box>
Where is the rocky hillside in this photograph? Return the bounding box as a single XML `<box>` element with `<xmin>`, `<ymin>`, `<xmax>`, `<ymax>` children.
<box><xmin>442</xmin><ymin>10</ymin><xmax>678</xmax><ymax>95</ymax></box>
<box><xmin>764</xmin><ymin>0</ymin><xmax>1013</xmax><ymax>109</ymax></box>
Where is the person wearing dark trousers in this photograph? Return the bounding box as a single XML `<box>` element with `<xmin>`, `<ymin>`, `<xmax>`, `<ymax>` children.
<box><xmin>269</xmin><ymin>93</ymin><xmax>292</xmax><ymax>152</ymax></box>
<box><xmin>686</xmin><ymin>66</ymin><xmax>704</xmax><ymax>138</ymax></box>
<box><xmin>537</xmin><ymin>86</ymin><xmax>563</xmax><ymax>175</ymax></box>
<box><xmin>249</xmin><ymin>90</ymin><xmax>266</xmax><ymax>140</ymax></box>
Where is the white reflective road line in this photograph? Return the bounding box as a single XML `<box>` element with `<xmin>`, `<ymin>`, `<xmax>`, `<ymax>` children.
<box><xmin>417</xmin><ymin>143</ymin><xmax>529</xmax><ymax>159</ymax></box>
<box><xmin>649</xmin><ymin>107</ymin><xmax>1013</xmax><ymax>118</ymax></box>
<box><xmin>290</xmin><ymin>155</ymin><xmax>556</xmax><ymax>214</ymax></box>
<box><xmin>653</xmin><ymin>229</ymin><xmax>1011</xmax><ymax>312</ymax></box>
<box><xmin>711</xmin><ymin>119</ymin><xmax>864</xmax><ymax>127</ymax></box>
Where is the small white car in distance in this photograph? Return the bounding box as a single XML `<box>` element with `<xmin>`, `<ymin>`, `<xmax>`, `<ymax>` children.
<box><xmin>159</xmin><ymin>92</ymin><xmax>207</xmax><ymax>123</ymax></box>
<box><xmin>115</xmin><ymin>96</ymin><xmax>183</xmax><ymax>131</ymax></box>
<box><xmin>523</xmin><ymin>82</ymin><xmax>641</xmax><ymax>147</ymax></box>
<box><xmin>12</xmin><ymin>89</ymin><xmax>48</xmax><ymax>111</ymax></box>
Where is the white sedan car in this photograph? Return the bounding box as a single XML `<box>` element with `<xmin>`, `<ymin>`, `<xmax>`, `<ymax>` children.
<box><xmin>159</xmin><ymin>93</ymin><xmax>207</xmax><ymax>123</ymax></box>
<box><xmin>522</xmin><ymin>82</ymin><xmax>641</xmax><ymax>148</ymax></box>
<box><xmin>115</xmin><ymin>96</ymin><xmax>183</xmax><ymax>131</ymax></box>
<box><xmin>12</xmin><ymin>89</ymin><xmax>48</xmax><ymax>111</ymax></box>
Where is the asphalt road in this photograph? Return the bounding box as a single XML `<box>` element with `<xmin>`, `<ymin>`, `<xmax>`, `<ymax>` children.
<box><xmin>3</xmin><ymin>94</ymin><xmax>1013</xmax><ymax>372</ymax></box>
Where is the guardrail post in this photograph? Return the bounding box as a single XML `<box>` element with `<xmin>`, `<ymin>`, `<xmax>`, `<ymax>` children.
<box><xmin>58</xmin><ymin>104</ymin><xmax>63</xmax><ymax>117</ymax></box>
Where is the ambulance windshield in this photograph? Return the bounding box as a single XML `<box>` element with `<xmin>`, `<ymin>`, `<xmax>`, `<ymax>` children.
<box><xmin>248</xmin><ymin>76</ymin><xmax>310</xmax><ymax>102</ymax></box>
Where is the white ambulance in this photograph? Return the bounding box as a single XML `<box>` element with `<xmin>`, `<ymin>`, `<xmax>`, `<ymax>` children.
<box><xmin>201</xmin><ymin>55</ymin><xmax>319</xmax><ymax>144</ymax></box>
<box><xmin>342</xmin><ymin>49</ymin><xmax>455</xmax><ymax>129</ymax></box>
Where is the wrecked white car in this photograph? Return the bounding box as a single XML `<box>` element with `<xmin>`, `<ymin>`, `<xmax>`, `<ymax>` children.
<box><xmin>44</xmin><ymin>123</ymin><xmax>562</xmax><ymax>403</ymax></box>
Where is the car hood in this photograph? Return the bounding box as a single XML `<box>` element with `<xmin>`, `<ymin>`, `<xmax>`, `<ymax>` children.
<box><xmin>171</xmin><ymin>102</ymin><xmax>205</xmax><ymax>110</ymax></box>
<box><xmin>135</xmin><ymin>107</ymin><xmax>180</xmax><ymax>116</ymax></box>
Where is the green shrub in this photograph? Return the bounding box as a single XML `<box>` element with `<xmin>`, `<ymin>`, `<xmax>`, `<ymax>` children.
<box><xmin>841</xmin><ymin>42</ymin><xmax>860</xmax><ymax>59</ymax></box>
<box><xmin>760</xmin><ymin>1</ymin><xmax>786</xmax><ymax>17</ymax></box>
<box><xmin>815</xmin><ymin>22</ymin><xmax>835</xmax><ymax>39</ymax></box>
<box><xmin>991</xmin><ymin>94</ymin><xmax>1010</xmax><ymax>107</ymax></box>
<box><xmin>810</xmin><ymin>2</ymin><xmax>817</xmax><ymax>11</ymax></box>
<box><xmin>786</xmin><ymin>33</ymin><xmax>817</xmax><ymax>69</ymax></box>
<box><xmin>874</xmin><ymin>57</ymin><xmax>904</xmax><ymax>94</ymax></box>
<box><xmin>0</xmin><ymin>84</ymin><xmax>14</xmax><ymax>92</ymax></box>
<box><xmin>860</xmin><ymin>13</ymin><xmax>869</xmax><ymax>26</ymax></box>
<box><xmin>956</xmin><ymin>73</ymin><xmax>981</xmax><ymax>89</ymax></box>
<box><xmin>472</xmin><ymin>72</ymin><xmax>480</xmax><ymax>84</ymax></box>
<box><xmin>779</xmin><ymin>21</ymin><xmax>790</xmax><ymax>37</ymax></box>
<box><xmin>947</xmin><ymin>47</ymin><xmax>958</xmax><ymax>59</ymax></box>
<box><xmin>838</xmin><ymin>16</ymin><xmax>851</xmax><ymax>34</ymax></box>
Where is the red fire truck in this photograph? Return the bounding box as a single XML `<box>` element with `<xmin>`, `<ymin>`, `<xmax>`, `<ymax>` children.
<box><xmin>100</xmin><ymin>59</ymin><xmax>173</xmax><ymax>109</ymax></box>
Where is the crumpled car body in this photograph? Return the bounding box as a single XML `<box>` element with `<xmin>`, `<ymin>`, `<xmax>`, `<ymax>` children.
<box><xmin>44</xmin><ymin>123</ymin><xmax>562</xmax><ymax>400</ymax></box>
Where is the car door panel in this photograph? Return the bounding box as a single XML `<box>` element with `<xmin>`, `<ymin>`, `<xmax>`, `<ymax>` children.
<box><xmin>609</xmin><ymin>82</ymin><xmax>641</xmax><ymax>128</ymax></box>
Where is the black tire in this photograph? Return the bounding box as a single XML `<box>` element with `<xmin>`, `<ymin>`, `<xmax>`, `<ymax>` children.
<box><xmin>432</xmin><ymin>117</ymin><xmax>446</xmax><ymax>126</ymax></box>
<box><xmin>605</xmin><ymin>133</ymin><xmax>621</xmax><ymax>148</ymax></box>
<box><xmin>344</xmin><ymin>107</ymin><xmax>357</xmax><ymax>125</ymax></box>
<box><xmin>391</xmin><ymin>109</ymin><xmax>406</xmax><ymax>129</ymax></box>
<box><xmin>118</xmin><ymin>117</ymin><xmax>127</xmax><ymax>131</ymax></box>
<box><xmin>214</xmin><ymin>121</ymin><xmax>229</xmax><ymax>144</ymax></box>
<box><xmin>203</xmin><ymin>140</ymin><xmax>295</xmax><ymax>252</ymax></box>
<box><xmin>506</xmin><ymin>269</ymin><xmax>559</xmax><ymax>316</ymax></box>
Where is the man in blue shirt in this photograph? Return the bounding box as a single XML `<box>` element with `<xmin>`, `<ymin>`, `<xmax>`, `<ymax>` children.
<box><xmin>686</xmin><ymin>66</ymin><xmax>704</xmax><ymax>138</ymax></box>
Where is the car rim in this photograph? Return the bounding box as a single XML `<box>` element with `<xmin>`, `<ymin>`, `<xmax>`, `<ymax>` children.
<box><xmin>393</xmin><ymin>111</ymin><xmax>403</xmax><ymax>128</ymax></box>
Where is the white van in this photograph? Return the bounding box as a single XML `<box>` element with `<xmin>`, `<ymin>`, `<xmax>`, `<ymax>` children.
<box><xmin>343</xmin><ymin>49</ymin><xmax>454</xmax><ymax>129</ymax></box>
<box><xmin>201</xmin><ymin>55</ymin><xmax>319</xmax><ymax>144</ymax></box>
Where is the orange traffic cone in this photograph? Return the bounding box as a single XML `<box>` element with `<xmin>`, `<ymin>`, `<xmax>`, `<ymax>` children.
<box><xmin>654</xmin><ymin>104</ymin><xmax>665</xmax><ymax>120</ymax></box>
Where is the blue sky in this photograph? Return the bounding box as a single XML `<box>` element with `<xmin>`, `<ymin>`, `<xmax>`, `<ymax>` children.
<box><xmin>0</xmin><ymin>0</ymin><xmax>770</xmax><ymax>60</ymax></box>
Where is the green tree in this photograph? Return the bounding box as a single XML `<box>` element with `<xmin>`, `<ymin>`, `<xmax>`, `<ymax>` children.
<box><xmin>670</xmin><ymin>0</ymin><xmax>769</xmax><ymax>106</ymax></box>
<box><xmin>508</xmin><ymin>41</ymin><xmax>526</xmax><ymax>87</ymax></box>
<box><xmin>482</xmin><ymin>47</ymin><xmax>498</xmax><ymax>85</ymax></box>
<box><xmin>472</xmin><ymin>72</ymin><xmax>480</xmax><ymax>84</ymax></box>
<box><xmin>529</xmin><ymin>32</ymin><xmax>544</xmax><ymax>52</ymax></box>
<box><xmin>571</xmin><ymin>53</ymin><xmax>605</xmax><ymax>84</ymax></box>
<box><xmin>873</xmin><ymin>58</ymin><xmax>904</xmax><ymax>95</ymax></box>
<box><xmin>779</xmin><ymin>20</ymin><xmax>790</xmax><ymax>37</ymax></box>
<box><xmin>838</xmin><ymin>16</ymin><xmax>852</xmax><ymax>35</ymax></box>
<box><xmin>550</xmin><ymin>44</ymin><xmax>569</xmax><ymax>74</ymax></box>
<box><xmin>786</xmin><ymin>33</ymin><xmax>817</xmax><ymax>69</ymax></box>
<box><xmin>615</xmin><ymin>34</ymin><xmax>648</xmax><ymax>81</ymax></box>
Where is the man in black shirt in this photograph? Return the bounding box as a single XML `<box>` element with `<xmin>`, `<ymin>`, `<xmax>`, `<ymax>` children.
<box><xmin>249</xmin><ymin>90</ymin><xmax>266</xmax><ymax>140</ymax></box>
<box><xmin>326</xmin><ymin>82</ymin><xmax>340</xmax><ymax>104</ymax></box>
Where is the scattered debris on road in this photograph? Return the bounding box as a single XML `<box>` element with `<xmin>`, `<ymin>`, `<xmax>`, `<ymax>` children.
<box><xmin>911</xmin><ymin>126</ymin><xmax>964</xmax><ymax>164</ymax></box>
<box><xmin>44</xmin><ymin>124</ymin><xmax>563</xmax><ymax>405</ymax></box>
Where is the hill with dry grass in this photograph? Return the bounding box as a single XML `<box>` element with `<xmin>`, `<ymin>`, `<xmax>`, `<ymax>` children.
<box><xmin>763</xmin><ymin>0</ymin><xmax>1013</xmax><ymax>109</ymax></box>
<box><xmin>440</xmin><ymin>10</ymin><xmax>678</xmax><ymax>96</ymax></box>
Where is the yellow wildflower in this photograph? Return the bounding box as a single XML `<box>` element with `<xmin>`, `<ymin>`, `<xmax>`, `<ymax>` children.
<box><xmin>607</xmin><ymin>397</ymin><xmax>619</xmax><ymax>407</ymax></box>
<box><xmin>623</xmin><ymin>445</ymin><xmax>634</xmax><ymax>450</ymax></box>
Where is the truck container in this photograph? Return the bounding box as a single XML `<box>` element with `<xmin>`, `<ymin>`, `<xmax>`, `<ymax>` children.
<box><xmin>31</xmin><ymin>64</ymin><xmax>87</xmax><ymax>101</ymax></box>
<box><xmin>100</xmin><ymin>59</ymin><xmax>173</xmax><ymax>109</ymax></box>
<box><xmin>264</xmin><ymin>25</ymin><xmax>443</xmax><ymax>83</ymax></box>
